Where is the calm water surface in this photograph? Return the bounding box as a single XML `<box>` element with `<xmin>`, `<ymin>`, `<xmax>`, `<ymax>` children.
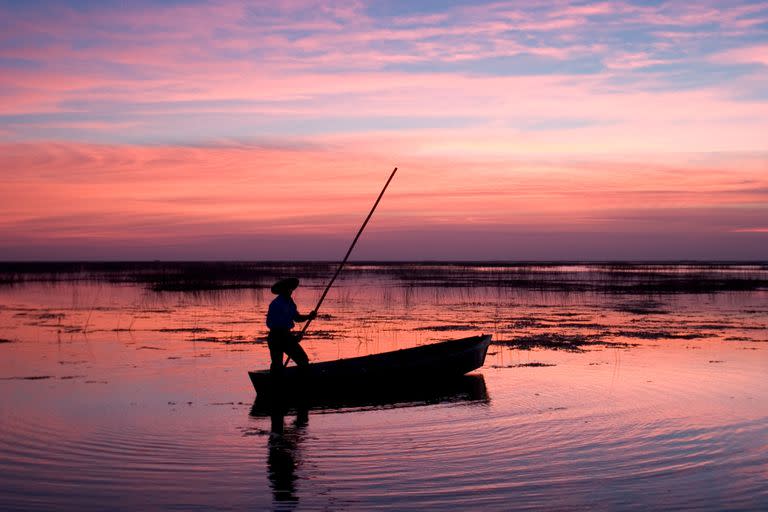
<box><xmin>0</xmin><ymin>263</ymin><xmax>766</xmax><ymax>510</ymax></box>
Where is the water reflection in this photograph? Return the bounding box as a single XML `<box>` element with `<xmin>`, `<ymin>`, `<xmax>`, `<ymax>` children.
<box><xmin>267</xmin><ymin>404</ymin><xmax>308</xmax><ymax>508</ymax></box>
<box><xmin>251</xmin><ymin>374</ymin><xmax>489</xmax><ymax>417</ymax></box>
<box><xmin>258</xmin><ymin>375</ymin><xmax>488</xmax><ymax>509</ymax></box>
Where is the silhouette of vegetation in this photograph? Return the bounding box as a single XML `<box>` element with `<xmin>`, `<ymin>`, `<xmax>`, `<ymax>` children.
<box><xmin>496</xmin><ymin>333</ymin><xmax>637</xmax><ymax>352</ymax></box>
<box><xmin>0</xmin><ymin>261</ymin><xmax>766</xmax><ymax>294</ymax></box>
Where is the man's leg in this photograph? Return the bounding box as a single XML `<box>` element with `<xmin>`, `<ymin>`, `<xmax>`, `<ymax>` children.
<box><xmin>267</xmin><ymin>334</ymin><xmax>285</xmax><ymax>375</ymax></box>
<box><xmin>283</xmin><ymin>335</ymin><xmax>309</xmax><ymax>367</ymax></box>
<box><xmin>284</xmin><ymin>336</ymin><xmax>309</xmax><ymax>388</ymax></box>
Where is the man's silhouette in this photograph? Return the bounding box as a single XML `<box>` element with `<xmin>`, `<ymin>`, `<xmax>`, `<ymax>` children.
<box><xmin>266</xmin><ymin>278</ymin><xmax>316</xmax><ymax>375</ymax></box>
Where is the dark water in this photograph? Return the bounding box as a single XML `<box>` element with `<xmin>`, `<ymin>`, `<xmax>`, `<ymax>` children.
<box><xmin>0</xmin><ymin>263</ymin><xmax>766</xmax><ymax>510</ymax></box>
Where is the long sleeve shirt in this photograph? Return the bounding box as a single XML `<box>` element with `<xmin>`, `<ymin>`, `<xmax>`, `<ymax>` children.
<box><xmin>266</xmin><ymin>295</ymin><xmax>298</xmax><ymax>330</ymax></box>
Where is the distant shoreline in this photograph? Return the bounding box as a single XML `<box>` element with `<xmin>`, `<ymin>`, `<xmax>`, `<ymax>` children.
<box><xmin>1</xmin><ymin>259</ymin><xmax>766</xmax><ymax>266</ymax></box>
<box><xmin>1</xmin><ymin>261</ymin><xmax>766</xmax><ymax>294</ymax></box>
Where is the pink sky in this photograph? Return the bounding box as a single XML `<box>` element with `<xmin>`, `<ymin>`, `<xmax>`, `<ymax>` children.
<box><xmin>0</xmin><ymin>1</ymin><xmax>766</xmax><ymax>260</ymax></box>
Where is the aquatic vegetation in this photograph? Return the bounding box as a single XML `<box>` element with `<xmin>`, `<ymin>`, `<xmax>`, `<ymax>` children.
<box><xmin>612</xmin><ymin>330</ymin><xmax>711</xmax><ymax>340</ymax></box>
<box><xmin>495</xmin><ymin>333</ymin><xmax>637</xmax><ymax>352</ymax></box>
<box><xmin>414</xmin><ymin>324</ymin><xmax>481</xmax><ymax>331</ymax></box>
<box><xmin>1</xmin><ymin>261</ymin><xmax>766</xmax><ymax>294</ymax></box>
<box><xmin>195</xmin><ymin>336</ymin><xmax>265</xmax><ymax>344</ymax></box>
<box><xmin>0</xmin><ymin>375</ymin><xmax>52</xmax><ymax>380</ymax></box>
<box><xmin>156</xmin><ymin>327</ymin><xmax>212</xmax><ymax>333</ymax></box>
<box><xmin>491</xmin><ymin>362</ymin><xmax>557</xmax><ymax>368</ymax></box>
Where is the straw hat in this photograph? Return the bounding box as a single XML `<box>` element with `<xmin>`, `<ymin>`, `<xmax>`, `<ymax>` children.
<box><xmin>271</xmin><ymin>277</ymin><xmax>300</xmax><ymax>295</ymax></box>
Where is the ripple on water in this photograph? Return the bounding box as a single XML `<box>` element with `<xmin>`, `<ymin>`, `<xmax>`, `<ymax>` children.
<box><xmin>2</xmin><ymin>269</ymin><xmax>768</xmax><ymax>510</ymax></box>
<box><xmin>1</xmin><ymin>387</ymin><xmax>767</xmax><ymax>510</ymax></box>
<box><xmin>0</xmin><ymin>412</ymin><xmax>270</xmax><ymax>510</ymax></box>
<box><xmin>272</xmin><ymin>399</ymin><xmax>768</xmax><ymax>510</ymax></box>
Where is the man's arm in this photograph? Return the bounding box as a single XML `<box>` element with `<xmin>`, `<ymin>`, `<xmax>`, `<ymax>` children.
<box><xmin>294</xmin><ymin>310</ymin><xmax>317</xmax><ymax>322</ymax></box>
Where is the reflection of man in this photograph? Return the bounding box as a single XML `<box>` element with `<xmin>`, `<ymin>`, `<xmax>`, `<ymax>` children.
<box><xmin>268</xmin><ymin>404</ymin><xmax>308</xmax><ymax>507</ymax></box>
<box><xmin>266</xmin><ymin>278</ymin><xmax>317</xmax><ymax>374</ymax></box>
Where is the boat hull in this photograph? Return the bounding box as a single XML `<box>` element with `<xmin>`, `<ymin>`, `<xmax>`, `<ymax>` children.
<box><xmin>248</xmin><ymin>334</ymin><xmax>492</xmax><ymax>397</ymax></box>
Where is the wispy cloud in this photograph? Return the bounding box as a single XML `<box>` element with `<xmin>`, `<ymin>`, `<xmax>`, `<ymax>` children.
<box><xmin>1</xmin><ymin>141</ymin><xmax>766</xmax><ymax>253</ymax></box>
<box><xmin>733</xmin><ymin>227</ymin><xmax>768</xmax><ymax>233</ymax></box>
<box><xmin>711</xmin><ymin>44</ymin><xmax>768</xmax><ymax>66</ymax></box>
<box><xmin>2</xmin><ymin>1</ymin><xmax>767</xmax><ymax>133</ymax></box>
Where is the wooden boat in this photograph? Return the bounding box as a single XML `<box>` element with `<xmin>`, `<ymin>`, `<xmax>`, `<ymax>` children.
<box><xmin>248</xmin><ymin>334</ymin><xmax>492</xmax><ymax>397</ymax></box>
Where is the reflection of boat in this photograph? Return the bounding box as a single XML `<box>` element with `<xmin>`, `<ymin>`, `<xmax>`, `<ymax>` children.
<box><xmin>250</xmin><ymin>374</ymin><xmax>489</xmax><ymax>416</ymax></box>
<box><xmin>255</xmin><ymin>375</ymin><xmax>488</xmax><ymax>509</ymax></box>
<box><xmin>248</xmin><ymin>334</ymin><xmax>492</xmax><ymax>398</ymax></box>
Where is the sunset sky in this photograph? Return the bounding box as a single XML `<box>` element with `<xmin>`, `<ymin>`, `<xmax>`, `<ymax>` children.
<box><xmin>1</xmin><ymin>0</ymin><xmax>766</xmax><ymax>260</ymax></box>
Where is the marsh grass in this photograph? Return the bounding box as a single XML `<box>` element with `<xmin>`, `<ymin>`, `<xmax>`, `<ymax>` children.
<box><xmin>496</xmin><ymin>333</ymin><xmax>638</xmax><ymax>352</ymax></box>
<box><xmin>383</xmin><ymin>262</ymin><xmax>768</xmax><ymax>293</ymax></box>
<box><xmin>1</xmin><ymin>261</ymin><xmax>765</xmax><ymax>294</ymax></box>
<box><xmin>0</xmin><ymin>261</ymin><xmax>335</xmax><ymax>291</ymax></box>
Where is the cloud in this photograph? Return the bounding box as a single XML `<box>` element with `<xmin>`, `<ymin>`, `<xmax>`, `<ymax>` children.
<box><xmin>732</xmin><ymin>227</ymin><xmax>768</xmax><ymax>233</ymax></box>
<box><xmin>1</xmin><ymin>1</ymin><xmax>766</xmax><ymax>259</ymax></box>
<box><xmin>712</xmin><ymin>45</ymin><xmax>768</xmax><ymax>66</ymax></box>
<box><xmin>2</xmin><ymin>1</ymin><xmax>767</xmax><ymax>126</ymax></box>
<box><xmin>1</xmin><ymin>140</ymin><xmax>766</xmax><ymax>259</ymax></box>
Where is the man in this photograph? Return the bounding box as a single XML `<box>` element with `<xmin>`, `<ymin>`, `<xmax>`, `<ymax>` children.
<box><xmin>266</xmin><ymin>277</ymin><xmax>317</xmax><ymax>375</ymax></box>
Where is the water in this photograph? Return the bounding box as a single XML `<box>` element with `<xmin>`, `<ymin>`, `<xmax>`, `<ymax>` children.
<box><xmin>1</xmin><ymin>263</ymin><xmax>767</xmax><ymax>510</ymax></box>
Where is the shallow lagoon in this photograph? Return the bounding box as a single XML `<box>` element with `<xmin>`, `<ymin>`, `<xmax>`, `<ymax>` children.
<box><xmin>1</xmin><ymin>263</ymin><xmax>767</xmax><ymax>510</ymax></box>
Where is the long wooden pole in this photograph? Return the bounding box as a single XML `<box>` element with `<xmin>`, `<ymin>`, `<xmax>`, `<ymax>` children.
<box><xmin>284</xmin><ymin>167</ymin><xmax>398</xmax><ymax>366</ymax></box>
